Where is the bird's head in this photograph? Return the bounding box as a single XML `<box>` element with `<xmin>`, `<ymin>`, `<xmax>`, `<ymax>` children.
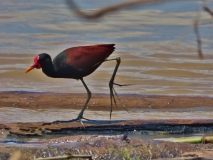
<box><xmin>25</xmin><ymin>53</ymin><xmax>51</xmax><ymax>73</ymax></box>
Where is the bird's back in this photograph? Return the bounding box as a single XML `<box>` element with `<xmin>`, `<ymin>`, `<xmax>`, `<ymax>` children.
<box><xmin>53</xmin><ymin>44</ymin><xmax>115</xmax><ymax>79</ymax></box>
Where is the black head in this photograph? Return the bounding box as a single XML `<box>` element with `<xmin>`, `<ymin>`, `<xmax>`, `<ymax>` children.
<box><xmin>37</xmin><ymin>53</ymin><xmax>52</xmax><ymax>66</ymax></box>
<box><xmin>25</xmin><ymin>53</ymin><xmax>52</xmax><ymax>73</ymax></box>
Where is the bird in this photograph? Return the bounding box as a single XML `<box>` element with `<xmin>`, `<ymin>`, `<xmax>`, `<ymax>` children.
<box><xmin>25</xmin><ymin>44</ymin><xmax>128</xmax><ymax>124</ymax></box>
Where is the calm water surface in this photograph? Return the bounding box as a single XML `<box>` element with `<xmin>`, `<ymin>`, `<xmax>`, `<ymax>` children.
<box><xmin>1</xmin><ymin>106</ymin><xmax>213</xmax><ymax>122</ymax></box>
<box><xmin>0</xmin><ymin>0</ymin><xmax>213</xmax><ymax>96</ymax></box>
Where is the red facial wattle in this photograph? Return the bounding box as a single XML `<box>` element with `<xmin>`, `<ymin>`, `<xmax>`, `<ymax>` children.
<box><xmin>25</xmin><ymin>55</ymin><xmax>41</xmax><ymax>73</ymax></box>
<box><xmin>33</xmin><ymin>56</ymin><xmax>41</xmax><ymax>69</ymax></box>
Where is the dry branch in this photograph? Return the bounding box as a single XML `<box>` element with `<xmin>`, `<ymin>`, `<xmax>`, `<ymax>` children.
<box><xmin>194</xmin><ymin>5</ymin><xmax>213</xmax><ymax>59</ymax></box>
<box><xmin>203</xmin><ymin>6</ymin><xmax>213</xmax><ymax>17</ymax></box>
<box><xmin>194</xmin><ymin>11</ymin><xmax>203</xmax><ymax>59</ymax></box>
<box><xmin>65</xmin><ymin>0</ymin><xmax>163</xmax><ymax>19</ymax></box>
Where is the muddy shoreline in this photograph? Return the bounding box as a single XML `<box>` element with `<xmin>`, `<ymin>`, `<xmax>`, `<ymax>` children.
<box><xmin>1</xmin><ymin>91</ymin><xmax>213</xmax><ymax>110</ymax></box>
<box><xmin>1</xmin><ymin>91</ymin><xmax>213</xmax><ymax>136</ymax></box>
<box><xmin>1</xmin><ymin>92</ymin><xmax>213</xmax><ymax>159</ymax></box>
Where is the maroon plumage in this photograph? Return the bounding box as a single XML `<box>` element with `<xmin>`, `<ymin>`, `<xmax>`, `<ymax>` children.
<box><xmin>65</xmin><ymin>44</ymin><xmax>115</xmax><ymax>73</ymax></box>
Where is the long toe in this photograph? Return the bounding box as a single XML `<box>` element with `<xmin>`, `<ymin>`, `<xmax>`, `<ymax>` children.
<box><xmin>52</xmin><ymin>118</ymin><xmax>88</xmax><ymax>128</ymax></box>
<box><xmin>112</xmin><ymin>86</ymin><xmax>129</xmax><ymax>113</ymax></box>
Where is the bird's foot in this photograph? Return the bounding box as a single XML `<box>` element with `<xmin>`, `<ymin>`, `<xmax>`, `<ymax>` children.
<box><xmin>52</xmin><ymin>117</ymin><xmax>90</xmax><ymax>128</ymax></box>
<box><xmin>70</xmin><ymin>118</ymin><xmax>85</xmax><ymax>128</ymax></box>
<box><xmin>52</xmin><ymin>120</ymin><xmax>73</xmax><ymax>124</ymax></box>
<box><xmin>109</xmin><ymin>81</ymin><xmax>129</xmax><ymax>119</ymax></box>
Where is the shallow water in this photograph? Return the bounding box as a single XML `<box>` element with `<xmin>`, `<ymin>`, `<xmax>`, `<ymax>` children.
<box><xmin>0</xmin><ymin>106</ymin><xmax>211</xmax><ymax>149</ymax></box>
<box><xmin>0</xmin><ymin>0</ymin><xmax>213</xmax><ymax>96</ymax></box>
<box><xmin>0</xmin><ymin>106</ymin><xmax>212</xmax><ymax>150</ymax></box>
<box><xmin>1</xmin><ymin>106</ymin><xmax>213</xmax><ymax>123</ymax></box>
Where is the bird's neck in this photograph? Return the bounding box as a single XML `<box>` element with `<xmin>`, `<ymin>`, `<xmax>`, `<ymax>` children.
<box><xmin>41</xmin><ymin>61</ymin><xmax>58</xmax><ymax>78</ymax></box>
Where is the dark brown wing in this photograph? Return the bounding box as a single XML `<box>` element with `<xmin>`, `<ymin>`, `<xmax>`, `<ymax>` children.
<box><xmin>64</xmin><ymin>44</ymin><xmax>115</xmax><ymax>73</ymax></box>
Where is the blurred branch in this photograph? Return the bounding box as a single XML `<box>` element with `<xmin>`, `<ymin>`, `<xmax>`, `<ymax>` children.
<box><xmin>194</xmin><ymin>4</ymin><xmax>213</xmax><ymax>59</ymax></box>
<box><xmin>203</xmin><ymin>6</ymin><xmax>213</xmax><ymax>17</ymax></box>
<box><xmin>194</xmin><ymin>11</ymin><xmax>203</xmax><ymax>59</ymax></box>
<box><xmin>65</xmin><ymin>0</ymin><xmax>163</xmax><ymax>19</ymax></box>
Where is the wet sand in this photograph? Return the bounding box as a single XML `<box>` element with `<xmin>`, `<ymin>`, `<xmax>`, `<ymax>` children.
<box><xmin>1</xmin><ymin>91</ymin><xmax>213</xmax><ymax>110</ymax></box>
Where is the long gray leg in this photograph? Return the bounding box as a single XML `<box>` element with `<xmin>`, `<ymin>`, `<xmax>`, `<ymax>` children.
<box><xmin>76</xmin><ymin>78</ymin><xmax>91</xmax><ymax>120</ymax></box>
<box><xmin>52</xmin><ymin>78</ymin><xmax>91</xmax><ymax>127</ymax></box>
<box><xmin>104</xmin><ymin>56</ymin><xmax>128</xmax><ymax>119</ymax></box>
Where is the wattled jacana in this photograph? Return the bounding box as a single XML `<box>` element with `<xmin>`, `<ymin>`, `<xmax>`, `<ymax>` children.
<box><xmin>25</xmin><ymin>44</ymin><xmax>127</xmax><ymax>123</ymax></box>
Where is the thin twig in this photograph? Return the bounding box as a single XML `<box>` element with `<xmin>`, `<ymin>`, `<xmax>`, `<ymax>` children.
<box><xmin>194</xmin><ymin>10</ymin><xmax>203</xmax><ymax>59</ymax></box>
<box><xmin>65</xmin><ymin>0</ymin><xmax>163</xmax><ymax>19</ymax></box>
<box><xmin>203</xmin><ymin>6</ymin><xmax>213</xmax><ymax>17</ymax></box>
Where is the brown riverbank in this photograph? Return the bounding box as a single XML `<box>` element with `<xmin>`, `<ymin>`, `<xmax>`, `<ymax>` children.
<box><xmin>1</xmin><ymin>91</ymin><xmax>213</xmax><ymax>110</ymax></box>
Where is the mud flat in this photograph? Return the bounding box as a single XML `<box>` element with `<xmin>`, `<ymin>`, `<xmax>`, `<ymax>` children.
<box><xmin>1</xmin><ymin>135</ymin><xmax>213</xmax><ymax>159</ymax></box>
<box><xmin>1</xmin><ymin>91</ymin><xmax>213</xmax><ymax>110</ymax></box>
<box><xmin>1</xmin><ymin>92</ymin><xmax>213</xmax><ymax>159</ymax></box>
